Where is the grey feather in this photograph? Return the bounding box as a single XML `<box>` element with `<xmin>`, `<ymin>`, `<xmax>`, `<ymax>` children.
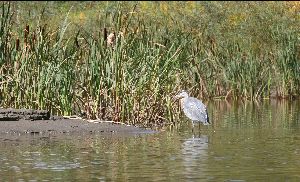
<box><xmin>175</xmin><ymin>90</ymin><xmax>210</xmax><ymax>125</ymax></box>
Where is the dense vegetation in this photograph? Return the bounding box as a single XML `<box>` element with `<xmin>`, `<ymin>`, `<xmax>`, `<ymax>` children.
<box><xmin>0</xmin><ymin>2</ymin><xmax>299</xmax><ymax>127</ymax></box>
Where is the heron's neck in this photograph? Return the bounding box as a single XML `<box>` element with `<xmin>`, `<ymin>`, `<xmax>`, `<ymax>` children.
<box><xmin>180</xmin><ymin>97</ymin><xmax>187</xmax><ymax>106</ymax></box>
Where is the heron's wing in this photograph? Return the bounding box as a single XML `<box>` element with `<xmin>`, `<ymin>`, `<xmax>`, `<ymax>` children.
<box><xmin>183</xmin><ymin>97</ymin><xmax>209</xmax><ymax>124</ymax></box>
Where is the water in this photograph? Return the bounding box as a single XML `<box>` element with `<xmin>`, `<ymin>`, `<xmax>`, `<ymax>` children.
<box><xmin>1</xmin><ymin>99</ymin><xmax>300</xmax><ymax>181</ymax></box>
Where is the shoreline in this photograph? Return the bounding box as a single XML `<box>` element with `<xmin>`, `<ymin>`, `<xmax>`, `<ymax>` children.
<box><xmin>0</xmin><ymin>118</ymin><xmax>155</xmax><ymax>136</ymax></box>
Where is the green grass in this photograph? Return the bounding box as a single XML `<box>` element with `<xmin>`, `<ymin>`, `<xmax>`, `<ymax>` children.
<box><xmin>0</xmin><ymin>2</ymin><xmax>299</xmax><ymax>127</ymax></box>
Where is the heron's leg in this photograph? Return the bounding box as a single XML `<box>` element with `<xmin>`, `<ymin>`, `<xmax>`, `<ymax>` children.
<box><xmin>191</xmin><ymin>121</ymin><xmax>195</xmax><ymax>133</ymax></box>
<box><xmin>198</xmin><ymin>122</ymin><xmax>201</xmax><ymax>137</ymax></box>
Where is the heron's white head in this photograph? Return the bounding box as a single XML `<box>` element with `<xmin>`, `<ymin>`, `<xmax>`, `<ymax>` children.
<box><xmin>175</xmin><ymin>90</ymin><xmax>189</xmax><ymax>100</ymax></box>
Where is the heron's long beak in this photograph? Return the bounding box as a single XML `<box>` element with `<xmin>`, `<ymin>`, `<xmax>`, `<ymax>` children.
<box><xmin>174</xmin><ymin>95</ymin><xmax>184</xmax><ymax>99</ymax></box>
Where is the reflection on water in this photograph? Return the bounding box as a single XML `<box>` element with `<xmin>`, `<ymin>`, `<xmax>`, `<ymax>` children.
<box><xmin>182</xmin><ymin>135</ymin><xmax>208</xmax><ymax>180</ymax></box>
<box><xmin>210</xmin><ymin>99</ymin><xmax>300</xmax><ymax>129</ymax></box>
<box><xmin>1</xmin><ymin>100</ymin><xmax>300</xmax><ymax>181</ymax></box>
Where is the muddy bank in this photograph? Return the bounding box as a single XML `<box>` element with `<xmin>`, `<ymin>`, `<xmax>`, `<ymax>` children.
<box><xmin>0</xmin><ymin>118</ymin><xmax>154</xmax><ymax>136</ymax></box>
<box><xmin>0</xmin><ymin>108</ymin><xmax>154</xmax><ymax>137</ymax></box>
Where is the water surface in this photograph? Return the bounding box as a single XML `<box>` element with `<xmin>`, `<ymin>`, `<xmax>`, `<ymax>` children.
<box><xmin>1</xmin><ymin>99</ymin><xmax>300</xmax><ymax>181</ymax></box>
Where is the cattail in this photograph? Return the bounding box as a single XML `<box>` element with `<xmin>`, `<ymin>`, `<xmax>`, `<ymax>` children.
<box><xmin>24</xmin><ymin>25</ymin><xmax>29</xmax><ymax>44</ymax></box>
<box><xmin>24</xmin><ymin>25</ymin><xmax>30</xmax><ymax>51</ymax></box>
<box><xmin>103</xmin><ymin>27</ymin><xmax>107</xmax><ymax>46</ymax></box>
<box><xmin>31</xmin><ymin>31</ymin><xmax>36</xmax><ymax>50</ymax></box>
<box><xmin>42</xmin><ymin>24</ymin><xmax>47</xmax><ymax>36</ymax></box>
<box><xmin>75</xmin><ymin>30</ymin><xmax>80</xmax><ymax>48</ymax></box>
<box><xmin>16</xmin><ymin>38</ymin><xmax>20</xmax><ymax>51</ymax></box>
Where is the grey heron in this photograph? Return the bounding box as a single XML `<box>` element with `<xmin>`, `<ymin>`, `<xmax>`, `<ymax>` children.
<box><xmin>175</xmin><ymin>90</ymin><xmax>210</xmax><ymax>131</ymax></box>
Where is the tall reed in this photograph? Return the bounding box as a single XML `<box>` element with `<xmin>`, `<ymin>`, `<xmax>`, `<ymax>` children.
<box><xmin>0</xmin><ymin>2</ymin><xmax>299</xmax><ymax>127</ymax></box>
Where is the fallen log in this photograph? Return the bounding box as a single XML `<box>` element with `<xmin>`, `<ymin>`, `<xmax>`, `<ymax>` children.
<box><xmin>0</xmin><ymin>108</ymin><xmax>50</xmax><ymax>121</ymax></box>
